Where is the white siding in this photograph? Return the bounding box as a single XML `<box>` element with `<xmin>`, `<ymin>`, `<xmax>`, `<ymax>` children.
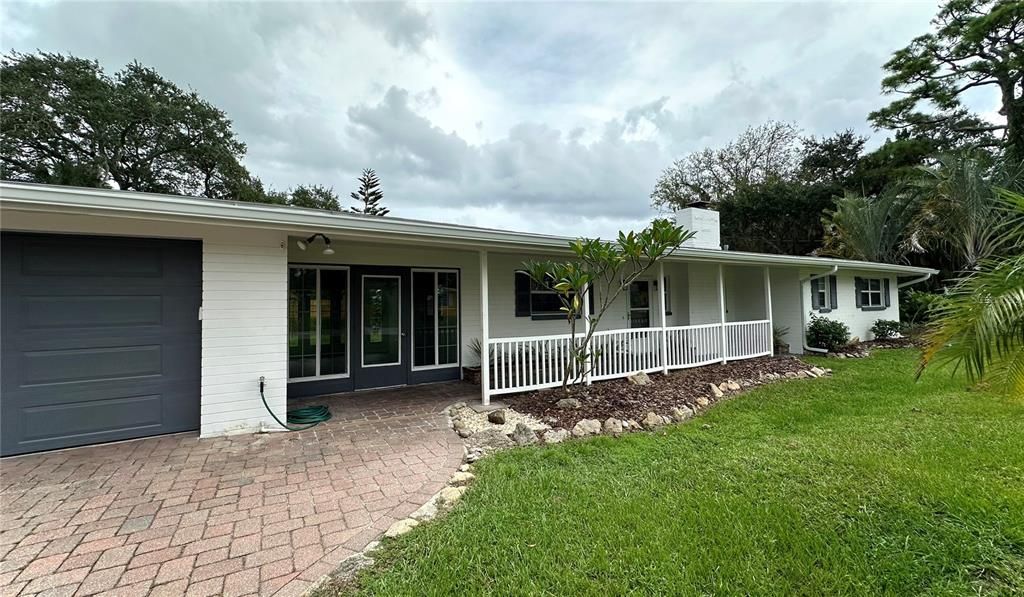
<box><xmin>201</xmin><ymin>233</ymin><xmax>287</xmax><ymax>436</ymax></box>
<box><xmin>768</xmin><ymin>267</ymin><xmax>804</xmax><ymax>353</ymax></box>
<box><xmin>687</xmin><ymin>262</ymin><xmax>723</xmax><ymax>325</ymax></box>
<box><xmin>1</xmin><ymin>211</ymin><xmax>289</xmax><ymax>437</ymax></box>
<box><xmin>724</xmin><ymin>265</ymin><xmax>767</xmax><ymax>322</ymax></box>
<box><xmin>801</xmin><ymin>270</ymin><xmax>899</xmax><ymax>342</ymax></box>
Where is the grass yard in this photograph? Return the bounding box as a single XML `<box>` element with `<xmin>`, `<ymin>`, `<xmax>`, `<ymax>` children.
<box><xmin>333</xmin><ymin>350</ymin><xmax>1024</xmax><ymax>596</ymax></box>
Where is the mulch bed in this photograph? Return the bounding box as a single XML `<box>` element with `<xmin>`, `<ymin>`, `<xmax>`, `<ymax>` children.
<box><xmin>506</xmin><ymin>355</ymin><xmax>816</xmax><ymax>429</ymax></box>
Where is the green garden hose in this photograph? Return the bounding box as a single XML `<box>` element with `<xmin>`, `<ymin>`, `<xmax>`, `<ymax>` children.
<box><xmin>259</xmin><ymin>376</ymin><xmax>331</xmax><ymax>431</ymax></box>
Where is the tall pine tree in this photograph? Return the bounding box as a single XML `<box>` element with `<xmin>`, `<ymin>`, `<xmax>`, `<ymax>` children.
<box><xmin>349</xmin><ymin>168</ymin><xmax>389</xmax><ymax>216</ymax></box>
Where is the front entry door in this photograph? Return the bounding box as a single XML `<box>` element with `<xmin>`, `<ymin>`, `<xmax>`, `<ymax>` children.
<box><xmin>352</xmin><ymin>267</ymin><xmax>410</xmax><ymax>389</ymax></box>
<box><xmin>629</xmin><ymin>280</ymin><xmax>652</xmax><ymax>328</ymax></box>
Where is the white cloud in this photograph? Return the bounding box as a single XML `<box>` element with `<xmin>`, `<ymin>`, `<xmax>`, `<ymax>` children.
<box><xmin>5</xmin><ymin>0</ymin><xmax>986</xmax><ymax>237</ymax></box>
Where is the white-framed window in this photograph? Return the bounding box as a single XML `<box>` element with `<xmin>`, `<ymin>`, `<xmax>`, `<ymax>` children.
<box><xmin>288</xmin><ymin>266</ymin><xmax>350</xmax><ymax>380</ymax></box>
<box><xmin>859</xmin><ymin>278</ymin><xmax>884</xmax><ymax>308</ymax></box>
<box><xmin>411</xmin><ymin>269</ymin><xmax>460</xmax><ymax>370</ymax></box>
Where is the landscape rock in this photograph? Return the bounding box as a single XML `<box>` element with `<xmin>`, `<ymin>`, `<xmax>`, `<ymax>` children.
<box><xmin>695</xmin><ymin>397</ymin><xmax>710</xmax><ymax>408</ymax></box>
<box><xmin>571</xmin><ymin>419</ymin><xmax>602</xmax><ymax>437</ymax></box>
<box><xmin>796</xmin><ymin>370</ymin><xmax>809</xmax><ymax>378</ymax></box>
<box><xmin>602</xmin><ymin>417</ymin><xmax>623</xmax><ymax>435</ymax></box>
<box><xmin>627</xmin><ymin>371</ymin><xmax>652</xmax><ymax>386</ymax></box>
<box><xmin>623</xmin><ymin>419</ymin><xmax>640</xmax><ymax>430</ymax></box>
<box><xmin>410</xmin><ymin>500</ymin><xmax>438</xmax><ymax>522</ymax></box>
<box><xmin>804</xmin><ymin>369</ymin><xmax>818</xmax><ymax>378</ymax></box>
<box><xmin>510</xmin><ymin>422</ymin><xmax>538</xmax><ymax>445</ymax></box>
<box><xmin>457</xmin><ymin>428</ymin><xmax>473</xmax><ymax>438</ymax></box>
<box><xmin>467</xmin><ymin>428</ymin><xmax>515</xmax><ymax>453</ymax></box>
<box><xmin>726</xmin><ymin>381</ymin><xmax>741</xmax><ymax>391</ymax></box>
<box><xmin>810</xmin><ymin>366</ymin><xmax>827</xmax><ymax>377</ymax></box>
<box><xmin>450</xmin><ymin>471</ymin><xmax>476</xmax><ymax>485</ymax></box>
<box><xmin>643</xmin><ymin>412</ymin><xmax>667</xmax><ymax>429</ymax></box>
<box><xmin>487</xmin><ymin>409</ymin><xmax>506</xmax><ymax>425</ymax></box>
<box><xmin>709</xmin><ymin>383</ymin><xmax>724</xmax><ymax>398</ymax></box>
<box><xmin>332</xmin><ymin>553</ymin><xmax>374</xmax><ymax>581</ymax></box>
<box><xmin>384</xmin><ymin>518</ymin><xmax>419</xmax><ymax>538</ymax></box>
<box><xmin>439</xmin><ymin>486</ymin><xmax>467</xmax><ymax>505</ymax></box>
<box><xmin>718</xmin><ymin>382</ymin><xmax>730</xmax><ymax>392</ymax></box>
<box><xmin>670</xmin><ymin>406</ymin><xmax>694</xmax><ymax>422</ymax></box>
<box><xmin>542</xmin><ymin>428</ymin><xmax>570</xmax><ymax>443</ymax></box>
<box><xmin>458</xmin><ymin>464</ymin><xmax>471</xmax><ymax>472</ymax></box>
<box><xmin>555</xmin><ymin>398</ymin><xmax>581</xmax><ymax>409</ymax></box>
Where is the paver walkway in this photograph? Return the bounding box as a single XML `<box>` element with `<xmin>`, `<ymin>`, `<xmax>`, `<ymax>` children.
<box><xmin>0</xmin><ymin>383</ymin><xmax>471</xmax><ymax>596</ymax></box>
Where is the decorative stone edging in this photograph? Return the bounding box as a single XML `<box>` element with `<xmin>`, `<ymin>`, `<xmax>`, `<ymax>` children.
<box><xmin>449</xmin><ymin>365</ymin><xmax>832</xmax><ymax>454</ymax></box>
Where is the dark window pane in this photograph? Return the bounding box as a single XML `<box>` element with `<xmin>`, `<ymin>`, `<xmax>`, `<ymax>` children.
<box><xmin>288</xmin><ymin>268</ymin><xmax>317</xmax><ymax>378</ymax></box>
<box><xmin>438</xmin><ymin>272</ymin><xmax>459</xmax><ymax>365</ymax></box>
<box><xmin>319</xmin><ymin>269</ymin><xmax>348</xmax><ymax>375</ymax></box>
<box><xmin>413</xmin><ymin>271</ymin><xmax>436</xmax><ymax>367</ymax></box>
<box><xmin>530</xmin><ymin>292</ymin><xmax>564</xmax><ymax>315</ymax></box>
<box><xmin>363</xmin><ymin>276</ymin><xmax>401</xmax><ymax>366</ymax></box>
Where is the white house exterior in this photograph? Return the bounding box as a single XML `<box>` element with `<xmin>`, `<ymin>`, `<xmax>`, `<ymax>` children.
<box><xmin>0</xmin><ymin>182</ymin><xmax>936</xmax><ymax>456</ymax></box>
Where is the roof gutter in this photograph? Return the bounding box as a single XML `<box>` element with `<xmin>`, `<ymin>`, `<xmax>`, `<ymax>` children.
<box><xmin>898</xmin><ymin>272</ymin><xmax>933</xmax><ymax>288</ymax></box>
<box><xmin>800</xmin><ymin>266</ymin><xmax>839</xmax><ymax>354</ymax></box>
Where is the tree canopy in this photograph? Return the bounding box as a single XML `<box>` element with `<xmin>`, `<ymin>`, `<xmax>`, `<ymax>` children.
<box><xmin>0</xmin><ymin>52</ymin><xmax>258</xmax><ymax>199</ymax></box>
<box><xmin>869</xmin><ymin>0</ymin><xmax>1023</xmax><ymax>161</ymax></box>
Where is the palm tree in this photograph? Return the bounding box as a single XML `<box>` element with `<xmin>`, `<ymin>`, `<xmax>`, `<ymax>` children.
<box><xmin>919</xmin><ymin>189</ymin><xmax>1024</xmax><ymax>395</ymax></box>
<box><xmin>911</xmin><ymin>152</ymin><xmax>1024</xmax><ymax>271</ymax></box>
<box><xmin>820</xmin><ymin>186</ymin><xmax>918</xmax><ymax>263</ymax></box>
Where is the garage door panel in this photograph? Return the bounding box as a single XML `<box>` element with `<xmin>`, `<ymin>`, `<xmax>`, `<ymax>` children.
<box><xmin>20</xmin><ymin>344</ymin><xmax>163</xmax><ymax>386</ymax></box>
<box><xmin>19</xmin><ymin>240</ymin><xmax>164</xmax><ymax>278</ymax></box>
<box><xmin>19</xmin><ymin>394</ymin><xmax>163</xmax><ymax>443</ymax></box>
<box><xmin>2</xmin><ymin>233</ymin><xmax>201</xmax><ymax>456</ymax></box>
<box><xmin>21</xmin><ymin>295</ymin><xmax>164</xmax><ymax>330</ymax></box>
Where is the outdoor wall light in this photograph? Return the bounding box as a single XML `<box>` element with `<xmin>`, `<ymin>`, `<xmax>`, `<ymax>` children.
<box><xmin>296</xmin><ymin>233</ymin><xmax>334</xmax><ymax>255</ymax></box>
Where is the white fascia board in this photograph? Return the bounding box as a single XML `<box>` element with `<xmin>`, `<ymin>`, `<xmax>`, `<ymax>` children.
<box><xmin>0</xmin><ymin>181</ymin><xmax>938</xmax><ymax>276</ymax></box>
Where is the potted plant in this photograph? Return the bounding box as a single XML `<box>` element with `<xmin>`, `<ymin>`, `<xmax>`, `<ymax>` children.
<box><xmin>773</xmin><ymin>325</ymin><xmax>790</xmax><ymax>355</ymax></box>
<box><xmin>462</xmin><ymin>338</ymin><xmax>491</xmax><ymax>385</ymax></box>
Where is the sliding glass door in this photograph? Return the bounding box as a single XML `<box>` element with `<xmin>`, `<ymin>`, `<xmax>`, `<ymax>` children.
<box><xmin>288</xmin><ymin>267</ymin><xmax>349</xmax><ymax>380</ymax></box>
<box><xmin>412</xmin><ymin>270</ymin><xmax>459</xmax><ymax>369</ymax></box>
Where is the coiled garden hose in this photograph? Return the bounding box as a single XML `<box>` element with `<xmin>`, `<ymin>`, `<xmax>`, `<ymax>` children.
<box><xmin>259</xmin><ymin>376</ymin><xmax>332</xmax><ymax>431</ymax></box>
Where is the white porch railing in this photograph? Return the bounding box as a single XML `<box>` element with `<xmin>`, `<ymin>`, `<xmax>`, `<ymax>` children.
<box><xmin>487</xmin><ymin>319</ymin><xmax>772</xmax><ymax>395</ymax></box>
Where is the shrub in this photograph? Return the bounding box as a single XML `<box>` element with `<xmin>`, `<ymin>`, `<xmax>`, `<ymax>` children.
<box><xmin>871</xmin><ymin>319</ymin><xmax>902</xmax><ymax>339</ymax></box>
<box><xmin>806</xmin><ymin>314</ymin><xmax>850</xmax><ymax>351</ymax></box>
<box><xmin>900</xmin><ymin>289</ymin><xmax>943</xmax><ymax>325</ymax></box>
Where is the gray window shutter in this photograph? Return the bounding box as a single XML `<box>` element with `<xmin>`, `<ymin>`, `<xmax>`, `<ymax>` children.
<box><xmin>854</xmin><ymin>277</ymin><xmax>865</xmax><ymax>308</ymax></box>
<box><xmin>588</xmin><ymin>285</ymin><xmax>596</xmax><ymax>315</ymax></box>
<box><xmin>829</xmin><ymin>275</ymin><xmax>838</xmax><ymax>310</ymax></box>
<box><xmin>883</xmin><ymin>278</ymin><xmax>891</xmax><ymax>307</ymax></box>
<box><xmin>514</xmin><ymin>272</ymin><xmax>531</xmax><ymax>317</ymax></box>
<box><xmin>810</xmin><ymin>278</ymin><xmax>821</xmax><ymax>310</ymax></box>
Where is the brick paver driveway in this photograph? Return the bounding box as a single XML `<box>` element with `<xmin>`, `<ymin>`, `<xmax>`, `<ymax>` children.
<box><xmin>0</xmin><ymin>383</ymin><xmax>471</xmax><ymax>597</ymax></box>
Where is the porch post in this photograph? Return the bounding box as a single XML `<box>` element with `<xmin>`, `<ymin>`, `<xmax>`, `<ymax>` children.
<box><xmin>479</xmin><ymin>250</ymin><xmax>491</xmax><ymax>405</ymax></box>
<box><xmin>718</xmin><ymin>264</ymin><xmax>727</xmax><ymax>364</ymax></box>
<box><xmin>658</xmin><ymin>261</ymin><xmax>668</xmax><ymax>375</ymax></box>
<box><xmin>764</xmin><ymin>266</ymin><xmax>773</xmax><ymax>355</ymax></box>
<box><xmin>582</xmin><ymin>282</ymin><xmax>592</xmax><ymax>386</ymax></box>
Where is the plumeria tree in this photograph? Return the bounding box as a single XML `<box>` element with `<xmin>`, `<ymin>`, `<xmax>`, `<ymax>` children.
<box><xmin>521</xmin><ymin>218</ymin><xmax>693</xmax><ymax>394</ymax></box>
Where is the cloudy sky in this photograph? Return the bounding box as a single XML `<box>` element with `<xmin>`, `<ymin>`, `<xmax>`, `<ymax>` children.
<box><xmin>1</xmin><ymin>1</ymin><xmax>986</xmax><ymax>237</ymax></box>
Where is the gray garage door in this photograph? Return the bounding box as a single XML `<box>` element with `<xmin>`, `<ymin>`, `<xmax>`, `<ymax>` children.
<box><xmin>1</xmin><ymin>233</ymin><xmax>201</xmax><ymax>456</ymax></box>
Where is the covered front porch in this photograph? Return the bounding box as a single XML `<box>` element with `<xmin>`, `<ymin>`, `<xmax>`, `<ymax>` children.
<box><xmin>479</xmin><ymin>253</ymin><xmax>775</xmax><ymax>402</ymax></box>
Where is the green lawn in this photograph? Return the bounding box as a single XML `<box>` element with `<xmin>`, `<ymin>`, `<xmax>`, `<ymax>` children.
<box><xmin>338</xmin><ymin>350</ymin><xmax>1024</xmax><ymax>596</ymax></box>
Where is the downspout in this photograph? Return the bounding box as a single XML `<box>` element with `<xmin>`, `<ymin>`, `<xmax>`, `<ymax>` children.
<box><xmin>898</xmin><ymin>272</ymin><xmax>933</xmax><ymax>288</ymax></box>
<box><xmin>800</xmin><ymin>265</ymin><xmax>838</xmax><ymax>354</ymax></box>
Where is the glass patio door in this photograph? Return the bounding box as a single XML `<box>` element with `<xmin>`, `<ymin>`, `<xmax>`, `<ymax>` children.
<box><xmin>361</xmin><ymin>276</ymin><xmax>401</xmax><ymax>367</ymax></box>
<box><xmin>353</xmin><ymin>267</ymin><xmax>410</xmax><ymax>390</ymax></box>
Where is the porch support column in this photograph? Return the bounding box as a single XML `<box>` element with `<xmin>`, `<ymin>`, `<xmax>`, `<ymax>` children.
<box><xmin>764</xmin><ymin>266</ymin><xmax>773</xmax><ymax>355</ymax></box>
<box><xmin>718</xmin><ymin>264</ymin><xmax>727</xmax><ymax>364</ymax></box>
<box><xmin>479</xmin><ymin>250</ymin><xmax>491</xmax><ymax>405</ymax></box>
<box><xmin>582</xmin><ymin>282</ymin><xmax>592</xmax><ymax>386</ymax></box>
<box><xmin>658</xmin><ymin>262</ymin><xmax>668</xmax><ymax>375</ymax></box>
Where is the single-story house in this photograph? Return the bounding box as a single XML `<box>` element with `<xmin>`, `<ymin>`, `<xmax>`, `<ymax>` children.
<box><xmin>0</xmin><ymin>182</ymin><xmax>936</xmax><ymax>456</ymax></box>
